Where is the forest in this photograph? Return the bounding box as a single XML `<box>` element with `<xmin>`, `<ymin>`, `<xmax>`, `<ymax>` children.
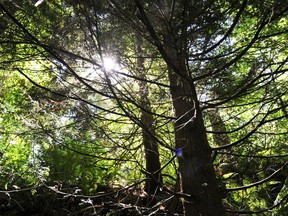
<box><xmin>0</xmin><ymin>0</ymin><xmax>287</xmax><ymax>215</ymax></box>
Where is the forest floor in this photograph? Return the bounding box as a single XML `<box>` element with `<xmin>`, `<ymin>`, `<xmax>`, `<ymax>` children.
<box><xmin>0</xmin><ymin>184</ymin><xmax>184</xmax><ymax>215</ymax></box>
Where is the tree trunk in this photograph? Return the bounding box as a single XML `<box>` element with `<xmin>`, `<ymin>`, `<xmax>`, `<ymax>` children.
<box><xmin>136</xmin><ymin>36</ymin><xmax>162</xmax><ymax>196</ymax></box>
<box><xmin>208</xmin><ymin>108</ymin><xmax>231</xmax><ymax>148</ymax></box>
<box><xmin>165</xmin><ymin>37</ymin><xmax>225</xmax><ymax>215</ymax></box>
<box><xmin>141</xmin><ymin>99</ymin><xmax>163</xmax><ymax>196</ymax></box>
<box><xmin>208</xmin><ymin>107</ymin><xmax>236</xmax><ymax>174</ymax></box>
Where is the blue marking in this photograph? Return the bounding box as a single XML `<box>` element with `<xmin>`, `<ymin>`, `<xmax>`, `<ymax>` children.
<box><xmin>175</xmin><ymin>148</ymin><xmax>183</xmax><ymax>157</ymax></box>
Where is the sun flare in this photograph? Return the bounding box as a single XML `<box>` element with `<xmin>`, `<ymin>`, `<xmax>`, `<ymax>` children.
<box><xmin>103</xmin><ymin>57</ymin><xmax>117</xmax><ymax>71</ymax></box>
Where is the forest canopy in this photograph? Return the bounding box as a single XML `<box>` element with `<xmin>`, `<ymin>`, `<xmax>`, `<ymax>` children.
<box><xmin>0</xmin><ymin>0</ymin><xmax>287</xmax><ymax>215</ymax></box>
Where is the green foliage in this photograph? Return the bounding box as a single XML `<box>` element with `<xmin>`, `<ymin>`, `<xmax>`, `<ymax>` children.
<box><xmin>0</xmin><ymin>0</ymin><xmax>287</xmax><ymax>215</ymax></box>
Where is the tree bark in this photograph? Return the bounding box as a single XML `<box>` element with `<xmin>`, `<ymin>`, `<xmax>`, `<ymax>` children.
<box><xmin>136</xmin><ymin>36</ymin><xmax>162</xmax><ymax>196</ymax></box>
<box><xmin>165</xmin><ymin>36</ymin><xmax>225</xmax><ymax>215</ymax></box>
<box><xmin>208</xmin><ymin>108</ymin><xmax>231</xmax><ymax>148</ymax></box>
<box><xmin>208</xmin><ymin>108</ymin><xmax>236</xmax><ymax>184</ymax></box>
<box><xmin>133</xmin><ymin>1</ymin><xmax>225</xmax><ymax>213</ymax></box>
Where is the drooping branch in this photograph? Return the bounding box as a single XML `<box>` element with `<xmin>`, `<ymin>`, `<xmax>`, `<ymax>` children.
<box><xmin>226</xmin><ymin>165</ymin><xmax>285</xmax><ymax>191</ymax></box>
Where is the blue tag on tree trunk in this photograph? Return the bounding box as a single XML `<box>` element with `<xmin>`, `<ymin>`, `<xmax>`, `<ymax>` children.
<box><xmin>175</xmin><ymin>148</ymin><xmax>183</xmax><ymax>157</ymax></box>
